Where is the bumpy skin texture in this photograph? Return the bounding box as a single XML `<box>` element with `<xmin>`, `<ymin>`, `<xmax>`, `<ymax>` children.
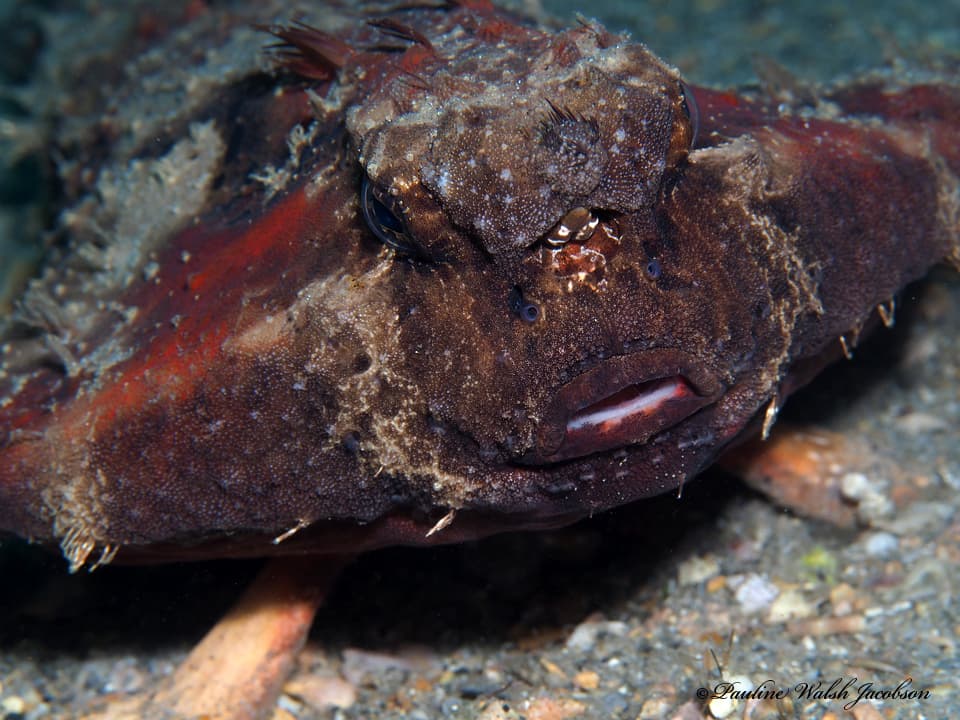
<box><xmin>0</xmin><ymin>1</ymin><xmax>958</xmax><ymax>569</ymax></box>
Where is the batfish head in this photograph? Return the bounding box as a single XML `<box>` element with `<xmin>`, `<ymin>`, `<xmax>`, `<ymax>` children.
<box><xmin>335</xmin><ymin>18</ymin><xmax>767</xmax><ymax>513</ymax></box>
<box><xmin>0</xmin><ymin>9</ymin><xmax>803</xmax><ymax>561</ymax></box>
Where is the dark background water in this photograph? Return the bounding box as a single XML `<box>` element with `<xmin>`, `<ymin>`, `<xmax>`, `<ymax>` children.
<box><xmin>543</xmin><ymin>0</ymin><xmax>960</xmax><ymax>84</ymax></box>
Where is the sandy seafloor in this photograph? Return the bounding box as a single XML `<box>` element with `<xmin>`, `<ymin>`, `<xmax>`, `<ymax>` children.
<box><xmin>0</xmin><ymin>1</ymin><xmax>959</xmax><ymax>718</ymax></box>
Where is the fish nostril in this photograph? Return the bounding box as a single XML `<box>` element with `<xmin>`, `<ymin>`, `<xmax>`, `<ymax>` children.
<box><xmin>645</xmin><ymin>258</ymin><xmax>662</xmax><ymax>279</ymax></box>
<box><xmin>352</xmin><ymin>353</ymin><xmax>372</xmax><ymax>374</ymax></box>
<box><xmin>508</xmin><ymin>285</ymin><xmax>540</xmax><ymax>323</ymax></box>
<box><xmin>341</xmin><ymin>431</ymin><xmax>361</xmax><ymax>454</ymax></box>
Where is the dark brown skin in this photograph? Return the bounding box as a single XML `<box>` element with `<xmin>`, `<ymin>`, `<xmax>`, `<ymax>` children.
<box><xmin>0</xmin><ymin>1</ymin><xmax>957</xmax><ymax>571</ymax></box>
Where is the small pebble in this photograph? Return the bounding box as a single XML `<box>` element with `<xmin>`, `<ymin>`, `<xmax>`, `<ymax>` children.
<box><xmin>669</xmin><ymin>701</ymin><xmax>706</xmax><ymax>720</ymax></box>
<box><xmin>708</xmin><ymin>675</ymin><xmax>752</xmax><ymax>719</ymax></box>
<box><xmin>848</xmin><ymin>703</ymin><xmax>885</xmax><ymax>720</ymax></box>
<box><xmin>440</xmin><ymin>697</ymin><xmax>463</xmax><ymax>715</ymax></box>
<box><xmin>829</xmin><ymin>583</ymin><xmax>860</xmax><ymax>615</ymax></box>
<box><xmin>524</xmin><ymin>696</ymin><xmax>586</xmax><ymax>720</ymax></box>
<box><xmin>862</xmin><ymin>531</ymin><xmax>899</xmax><ymax>557</ymax></box>
<box><xmin>600</xmin><ymin>692</ymin><xmax>628</xmax><ymax>715</ymax></box>
<box><xmin>706</xmin><ymin>575</ymin><xmax>726</xmax><ymax>593</ymax></box>
<box><xmin>284</xmin><ymin>674</ymin><xmax>357</xmax><ymax>710</ymax></box>
<box><xmin>272</xmin><ymin>702</ymin><xmax>298</xmax><ymax>720</ymax></box>
<box><xmin>102</xmin><ymin>656</ymin><xmax>150</xmax><ymax>694</ymax></box>
<box><xmin>767</xmin><ymin>588</ymin><xmax>816</xmax><ymax>623</ymax></box>
<box><xmin>638</xmin><ymin>696</ymin><xmax>672</xmax><ymax>719</ymax></box>
<box><xmin>677</xmin><ymin>554</ymin><xmax>719</xmax><ymax>585</ymax></box>
<box><xmin>799</xmin><ymin>546</ymin><xmax>839</xmax><ymax>583</ymax></box>
<box><xmin>786</xmin><ymin>614</ymin><xmax>866</xmax><ymax>637</ymax></box>
<box><xmin>882</xmin><ymin>501</ymin><xmax>954</xmax><ymax>536</ymax></box>
<box><xmin>478</xmin><ymin>702</ymin><xmax>519</xmax><ymax>720</ymax></box>
<box><xmin>573</xmin><ymin>670</ymin><xmax>599</xmax><ymax>690</ymax></box>
<box><xmin>540</xmin><ymin>658</ymin><xmax>566</xmax><ymax>679</ymax></box>
<box><xmin>340</xmin><ymin>647</ymin><xmax>431</xmax><ymax>686</ymax></box>
<box><xmin>895</xmin><ymin>411</ymin><xmax>950</xmax><ymax>434</ymax></box>
<box><xmin>733</xmin><ymin>574</ymin><xmax>780</xmax><ymax>614</ymax></box>
<box><xmin>841</xmin><ymin>472</ymin><xmax>895</xmax><ymax>523</ymax></box>
<box><xmin>1</xmin><ymin>697</ymin><xmax>25</xmax><ymax>714</ymax></box>
<box><xmin>564</xmin><ymin>616</ymin><xmax>628</xmax><ymax>652</ymax></box>
<box><xmin>939</xmin><ymin>465</ymin><xmax>960</xmax><ymax>490</ymax></box>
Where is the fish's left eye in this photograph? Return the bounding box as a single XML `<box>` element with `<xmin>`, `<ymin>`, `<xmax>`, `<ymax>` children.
<box><xmin>678</xmin><ymin>80</ymin><xmax>699</xmax><ymax>149</ymax></box>
<box><xmin>360</xmin><ymin>175</ymin><xmax>420</xmax><ymax>256</ymax></box>
<box><xmin>666</xmin><ymin>80</ymin><xmax>699</xmax><ymax>166</ymax></box>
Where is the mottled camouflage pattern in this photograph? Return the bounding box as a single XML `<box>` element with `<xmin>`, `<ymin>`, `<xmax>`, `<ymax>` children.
<box><xmin>0</xmin><ymin>1</ymin><xmax>957</xmax><ymax>569</ymax></box>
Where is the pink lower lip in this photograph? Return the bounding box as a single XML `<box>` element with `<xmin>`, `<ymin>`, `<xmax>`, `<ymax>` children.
<box><xmin>557</xmin><ymin>375</ymin><xmax>702</xmax><ymax>460</ymax></box>
<box><xmin>566</xmin><ymin>377</ymin><xmax>691</xmax><ymax>434</ymax></box>
<box><xmin>522</xmin><ymin>349</ymin><xmax>723</xmax><ymax>465</ymax></box>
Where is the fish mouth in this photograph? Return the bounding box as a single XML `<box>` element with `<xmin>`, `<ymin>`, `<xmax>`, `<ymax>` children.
<box><xmin>524</xmin><ymin>349</ymin><xmax>723</xmax><ymax>464</ymax></box>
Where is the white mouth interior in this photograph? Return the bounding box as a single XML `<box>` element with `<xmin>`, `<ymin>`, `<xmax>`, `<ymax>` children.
<box><xmin>566</xmin><ymin>378</ymin><xmax>683</xmax><ymax>432</ymax></box>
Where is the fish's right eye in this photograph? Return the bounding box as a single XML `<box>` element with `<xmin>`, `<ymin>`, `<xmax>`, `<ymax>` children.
<box><xmin>360</xmin><ymin>175</ymin><xmax>421</xmax><ymax>257</ymax></box>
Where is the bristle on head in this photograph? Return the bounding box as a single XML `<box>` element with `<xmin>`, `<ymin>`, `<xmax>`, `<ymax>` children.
<box><xmin>259</xmin><ymin>21</ymin><xmax>353</xmax><ymax>81</ymax></box>
<box><xmin>368</xmin><ymin>18</ymin><xmax>433</xmax><ymax>51</ymax></box>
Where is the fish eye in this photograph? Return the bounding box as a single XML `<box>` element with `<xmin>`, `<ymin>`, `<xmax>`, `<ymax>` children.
<box><xmin>360</xmin><ymin>175</ymin><xmax>420</xmax><ymax>256</ymax></box>
<box><xmin>508</xmin><ymin>285</ymin><xmax>540</xmax><ymax>323</ymax></box>
<box><xmin>679</xmin><ymin>80</ymin><xmax>699</xmax><ymax>149</ymax></box>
